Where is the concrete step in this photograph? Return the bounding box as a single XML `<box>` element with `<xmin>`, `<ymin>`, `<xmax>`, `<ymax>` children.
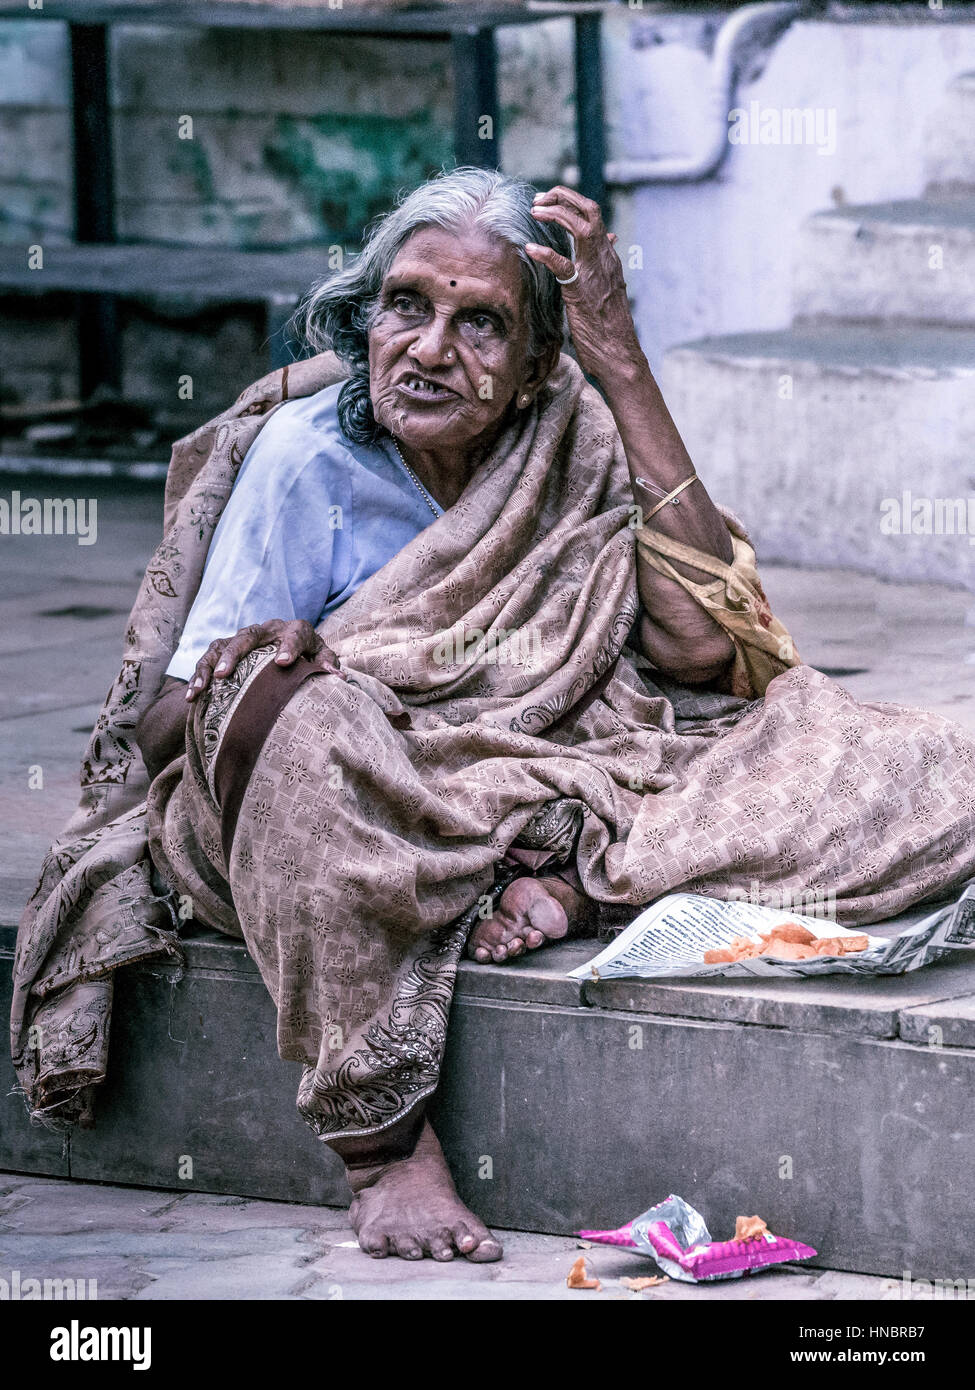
<box><xmin>4</xmin><ymin>919</ymin><xmax>975</xmax><ymax>1280</ymax></box>
<box><xmin>794</xmin><ymin>198</ymin><xmax>975</xmax><ymax>327</ymax></box>
<box><xmin>924</xmin><ymin>71</ymin><xmax>975</xmax><ymax>197</ymax></box>
<box><xmin>660</xmin><ymin>324</ymin><xmax>975</xmax><ymax>586</ymax></box>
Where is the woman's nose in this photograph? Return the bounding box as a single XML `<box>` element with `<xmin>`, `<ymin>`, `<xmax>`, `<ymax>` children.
<box><xmin>409</xmin><ymin>317</ymin><xmax>455</xmax><ymax>369</ymax></box>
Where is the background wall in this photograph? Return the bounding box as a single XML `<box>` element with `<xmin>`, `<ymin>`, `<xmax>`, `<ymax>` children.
<box><xmin>611</xmin><ymin>5</ymin><xmax>975</xmax><ymax>369</ymax></box>
<box><xmin>2</xmin><ymin>3</ymin><xmax>975</xmax><ymax>426</ymax></box>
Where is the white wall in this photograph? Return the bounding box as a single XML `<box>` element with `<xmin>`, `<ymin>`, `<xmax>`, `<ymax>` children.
<box><xmin>589</xmin><ymin>6</ymin><xmax>975</xmax><ymax>372</ymax></box>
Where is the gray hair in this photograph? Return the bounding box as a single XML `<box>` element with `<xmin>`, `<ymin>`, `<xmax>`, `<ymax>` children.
<box><xmin>293</xmin><ymin>167</ymin><xmax>572</xmax><ymax>443</ymax></box>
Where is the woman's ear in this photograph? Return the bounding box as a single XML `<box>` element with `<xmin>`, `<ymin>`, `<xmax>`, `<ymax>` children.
<box><xmin>522</xmin><ymin>342</ymin><xmax>561</xmax><ymax>397</ymax></box>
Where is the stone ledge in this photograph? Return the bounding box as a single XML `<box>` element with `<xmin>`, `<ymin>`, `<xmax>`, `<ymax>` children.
<box><xmin>582</xmin><ymin>953</ymin><xmax>975</xmax><ymax>1041</ymax></box>
<box><xmin>899</xmin><ymin>993</ymin><xmax>975</xmax><ymax>1048</ymax></box>
<box><xmin>4</xmin><ymin>918</ymin><xmax>975</xmax><ymax>1277</ymax></box>
<box><xmin>8</xmin><ymin>917</ymin><xmax>975</xmax><ymax>1046</ymax></box>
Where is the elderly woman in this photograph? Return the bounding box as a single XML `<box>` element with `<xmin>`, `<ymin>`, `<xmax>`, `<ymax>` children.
<box><xmin>13</xmin><ymin>169</ymin><xmax>975</xmax><ymax>1267</ymax></box>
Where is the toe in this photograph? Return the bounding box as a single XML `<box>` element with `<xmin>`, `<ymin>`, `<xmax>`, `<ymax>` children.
<box><xmin>525</xmin><ymin>928</ymin><xmax>545</xmax><ymax>949</ymax></box>
<box><xmin>506</xmin><ymin>937</ymin><xmax>525</xmax><ymax>957</ymax></box>
<box><xmin>453</xmin><ymin>1221</ymin><xmax>504</xmax><ymax>1262</ymax></box>
<box><xmin>393</xmin><ymin>1233</ymin><xmax>424</xmax><ymax>1261</ymax></box>
<box><xmin>358</xmin><ymin>1227</ymin><xmax>390</xmax><ymax>1259</ymax></box>
<box><xmin>468</xmin><ymin>917</ymin><xmax>508</xmax><ymax>961</ymax></box>
<box><xmin>426</xmin><ymin>1227</ymin><xmax>456</xmax><ymax>1262</ymax></box>
<box><xmin>453</xmin><ymin>1223</ymin><xmax>475</xmax><ymax>1256</ymax></box>
<box><xmin>453</xmin><ymin>1223</ymin><xmax>478</xmax><ymax>1254</ymax></box>
<box><xmin>527</xmin><ymin>888</ymin><xmax>568</xmax><ymax>942</ymax></box>
<box><xmin>465</xmin><ymin>1239</ymin><xmax>504</xmax><ymax>1263</ymax></box>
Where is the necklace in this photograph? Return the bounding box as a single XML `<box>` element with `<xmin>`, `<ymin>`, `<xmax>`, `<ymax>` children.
<box><xmin>391</xmin><ymin>439</ymin><xmax>440</xmax><ymax>518</ymax></box>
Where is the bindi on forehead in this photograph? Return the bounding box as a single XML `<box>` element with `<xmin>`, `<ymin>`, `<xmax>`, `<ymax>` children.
<box><xmin>388</xmin><ymin>227</ymin><xmax>523</xmax><ymax>300</ymax></box>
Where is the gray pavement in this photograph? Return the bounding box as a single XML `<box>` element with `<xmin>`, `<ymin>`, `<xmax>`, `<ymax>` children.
<box><xmin>3</xmin><ymin>474</ymin><xmax>975</xmax><ymax>1299</ymax></box>
<box><xmin>0</xmin><ymin>1173</ymin><xmax>901</xmax><ymax>1301</ymax></box>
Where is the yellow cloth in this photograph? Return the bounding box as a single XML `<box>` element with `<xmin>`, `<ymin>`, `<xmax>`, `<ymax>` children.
<box><xmin>634</xmin><ymin>519</ymin><xmax>801</xmax><ymax>700</ymax></box>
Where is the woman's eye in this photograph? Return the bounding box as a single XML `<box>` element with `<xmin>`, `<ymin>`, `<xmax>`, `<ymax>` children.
<box><xmin>466</xmin><ymin>314</ymin><xmax>498</xmax><ymax>335</ymax></box>
<box><xmin>392</xmin><ymin>295</ymin><xmax>417</xmax><ymax>314</ymax></box>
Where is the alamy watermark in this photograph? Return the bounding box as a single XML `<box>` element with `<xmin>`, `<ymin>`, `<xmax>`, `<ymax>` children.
<box><xmin>50</xmin><ymin>1320</ymin><xmax>151</xmax><ymax>1370</ymax></box>
<box><xmin>893</xmin><ymin>1270</ymin><xmax>974</xmax><ymax>1300</ymax></box>
<box><xmin>0</xmin><ymin>490</ymin><xmax>97</xmax><ymax>545</ymax></box>
<box><xmin>1</xmin><ymin>1267</ymin><xmax>97</xmax><ymax>1299</ymax></box>
<box><xmin>880</xmin><ymin>492</ymin><xmax>975</xmax><ymax>543</ymax></box>
<box><xmin>432</xmin><ymin>625</ymin><xmax>541</xmax><ymax>668</ymax></box>
<box><xmin>728</xmin><ymin>101</ymin><xmax>837</xmax><ymax>156</ymax></box>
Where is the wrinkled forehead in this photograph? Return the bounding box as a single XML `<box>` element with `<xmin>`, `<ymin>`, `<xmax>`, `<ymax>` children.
<box><xmin>384</xmin><ymin>223</ymin><xmax>526</xmax><ymax>319</ymax></box>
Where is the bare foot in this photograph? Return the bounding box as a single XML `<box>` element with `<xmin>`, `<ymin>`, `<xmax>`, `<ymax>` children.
<box><xmin>347</xmin><ymin>1121</ymin><xmax>503</xmax><ymax>1262</ymax></box>
<box><xmin>467</xmin><ymin>872</ymin><xmax>594</xmax><ymax>964</ymax></box>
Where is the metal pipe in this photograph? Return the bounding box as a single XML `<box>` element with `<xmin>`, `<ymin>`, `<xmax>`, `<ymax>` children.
<box><xmin>565</xmin><ymin>2</ymin><xmax>804</xmax><ymax>189</ymax></box>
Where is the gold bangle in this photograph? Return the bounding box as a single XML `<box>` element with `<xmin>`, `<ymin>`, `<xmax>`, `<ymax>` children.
<box><xmin>643</xmin><ymin>472</ymin><xmax>699</xmax><ymax>520</ymax></box>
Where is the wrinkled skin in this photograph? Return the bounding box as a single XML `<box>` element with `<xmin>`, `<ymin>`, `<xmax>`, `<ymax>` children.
<box><xmin>348</xmin><ymin>1121</ymin><xmax>503</xmax><ymax>1263</ymax></box>
<box><xmin>367</xmin><ymin>222</ymin><xmax>557</xmax><ymax>509</ymax></box>
<box><xmin>525</xmin><ymin>186</ymin><xmax>736</xmax><ymax>681</ymax></box>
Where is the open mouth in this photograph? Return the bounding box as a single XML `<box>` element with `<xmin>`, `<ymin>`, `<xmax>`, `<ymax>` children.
<box><xmin>396</xmin><ymin>375</ymin><xmax>459</xmax><ymax>403</ymax></box>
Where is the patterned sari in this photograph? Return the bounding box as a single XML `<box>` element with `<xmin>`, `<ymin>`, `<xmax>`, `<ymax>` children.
<box><xmin>12</xmin><ymin>351</ymin><xmax>975</xmax><ymax>1149</ymax></box>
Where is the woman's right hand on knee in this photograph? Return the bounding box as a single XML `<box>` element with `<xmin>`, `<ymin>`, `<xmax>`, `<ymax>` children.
<box><xmin>185</xmin><ymin>619</ymin><xmax>346</xmax><ymax>702</ymax></box>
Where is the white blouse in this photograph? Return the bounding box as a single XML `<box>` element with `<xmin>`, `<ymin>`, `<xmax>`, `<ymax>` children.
<box><xmin>166</xmin><ymin>381</ymin><xmax>443</xmax><ymax>681</ymax></box>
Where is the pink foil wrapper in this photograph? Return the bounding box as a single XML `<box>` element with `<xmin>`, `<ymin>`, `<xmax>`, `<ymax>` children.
<box><xmin>577</xmin><ymin>1222</ymin><xmax>638</xmax><ymax>1249</ymax></box>
<box><xmin>578</xmin><ymin>1196</ymin><xmax>816</xmax><ymax>1282</ymax></box>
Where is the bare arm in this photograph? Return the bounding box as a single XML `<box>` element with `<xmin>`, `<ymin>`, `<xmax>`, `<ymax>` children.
<box><xmin>528</xmin><ymin>187</ymin><xmax>735</xmax><ymax>685</ymax></box>
<box><xmin>135</xmin><ymin>675</ymin><xmax>190</xmax><ymax>781</ymax></box>
<box><xmin>598</xmin><ymin>354</ymin><xmax>736</xmax><ymax>684</ymax></box>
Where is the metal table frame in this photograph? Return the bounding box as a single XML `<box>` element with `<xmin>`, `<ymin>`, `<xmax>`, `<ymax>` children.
<box><xmin>0</xmin><ymin>1</ymin><xmax>606</xmax><ymax>399</ymax></box>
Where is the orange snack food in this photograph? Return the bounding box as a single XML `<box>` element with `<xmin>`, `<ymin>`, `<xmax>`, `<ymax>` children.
<box><xmin>766</xmin><ymin>922</ymin><xmax>817</xmax><ymax>945</ymax></box>
<box><xmin>703</xmin><ymin>947</ymin><xmax>736</xmax><ymax>964</ymax></box>
<box><xmin>734</xmin><ymin>1215</ymin><xmax>769</xmax><ymax>1242</ymax></box>
<box><xmin>762</xmin><ymin>940</ymin><xmax>818</xmax><ymax>961</ymax></box>
<box><xmin>810</xmin><ymin>936</ymin><xmax>847</xmax><ymax>956</ymax></box>
<box><xmin>839</xmin><ymin>933</ymin><xmax>869</xmax><ymax>953</ymax></box>
<box><xmin>566</xmin><ymin>1255</ymin><xmax>601</xmax><ymax>1290</ymax></box>
<box><xmin>703</xmin><ymin>924</ymin><xmax>871</xmax><ymax>965</ymax></box>
<box><xmin>620</xmin><ymin>1275</ymin><xmax>669</xmax><ymax>1291</ymax></box>
<box><xmin>811</xmin><ymin>934</ymin><xmax>870</xmax><ymax>957</ymax></box>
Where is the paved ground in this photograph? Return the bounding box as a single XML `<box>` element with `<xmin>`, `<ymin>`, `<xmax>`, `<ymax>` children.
<box><xmin>0</xmin><ymin>1173</ymin><xmax>903</xmax><ymax>1301</ymax></box>
<box><xmin>3</xmin><ymin>472</ymin><xmax>975</xmax><ymax>1300</ymax></box>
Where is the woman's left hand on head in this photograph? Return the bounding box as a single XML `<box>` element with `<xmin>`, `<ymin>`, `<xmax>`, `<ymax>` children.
<box><xmin>526</xmin><ymin>186</ymin><xmax>642</xmax><ymax>385</ymax></box>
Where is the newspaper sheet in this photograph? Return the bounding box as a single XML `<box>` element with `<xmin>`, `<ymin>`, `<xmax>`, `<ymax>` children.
<box><xmin>568</xmin><ymin>883</ymin><xmax>975</xmax><ymax>981</ymax></box>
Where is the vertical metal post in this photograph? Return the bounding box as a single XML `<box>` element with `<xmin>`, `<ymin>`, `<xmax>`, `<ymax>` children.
<box><xmin>70</xmin><ymin>23</ymin><xmax>122</xmax><ymax>399</ymax></box>
<box><xmin>451</xmin><ymin>28</ymin><xmax>500</xmax><ymax>169</ymax></box>
<box><xmin>266</xmin><ymin>295</ymin><xmax>299</xmax><ymax>372</ymax></box>
<box><xmin>575</xmin><ymin>13</ymin><xmax>607</xmax><ymax>212</ymax></box>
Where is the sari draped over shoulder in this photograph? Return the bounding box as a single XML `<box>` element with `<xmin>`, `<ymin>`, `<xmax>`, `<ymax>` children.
<box><xmin>11</xmin><ymin>352</ymin><xmax>975</xmax><ymax>1143</ymax></box>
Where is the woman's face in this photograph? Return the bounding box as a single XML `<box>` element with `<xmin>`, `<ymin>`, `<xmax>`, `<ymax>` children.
<box><xmin>368</xmin><ymin>224</ymin><xmax>545</xmax><ymax>457</ymax></box>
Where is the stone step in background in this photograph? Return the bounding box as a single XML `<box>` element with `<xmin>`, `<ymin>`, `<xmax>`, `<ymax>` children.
<box><xmin>663</xmin><ymin>67</ymin><xmax>975</xmax><ymax>589</ymax></box>
<box><xmin>661</xmin><ymin>325</ymin><xmax>975</xmax><ymax>587</ymax></box>
<box><xmin>793</xmin><ymin>199</ymin><xmax>975</xmax><ymax>327</ymax></box>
